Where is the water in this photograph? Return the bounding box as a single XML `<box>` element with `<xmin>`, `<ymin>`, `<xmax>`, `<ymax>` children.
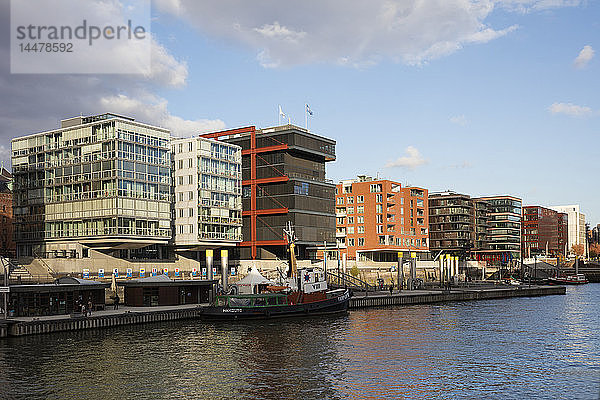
<box><xmin>1</xmin><ymin>285</ymin><xmax>599</xmax><ymax>400</ymax></box>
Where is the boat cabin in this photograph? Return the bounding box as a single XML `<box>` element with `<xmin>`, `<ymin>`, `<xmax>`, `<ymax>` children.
<box><xmin>216</xmin><ymin>293</ymin><xmax>289</xmax><ymax>308</ymax></box>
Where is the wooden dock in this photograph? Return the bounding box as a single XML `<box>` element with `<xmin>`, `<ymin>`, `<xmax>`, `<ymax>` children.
<box><xmin>0</xmin><ymin>285</ymin><xmax>566</xmax><ymax>338</ymax></box>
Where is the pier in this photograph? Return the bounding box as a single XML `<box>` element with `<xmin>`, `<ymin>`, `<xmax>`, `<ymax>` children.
<box><xmin>349</xmin><ymin>285</ymin><xmax>565</xmax><ymax>309</ymax></box>
<box><xmin>0</xmin><ymin>285</ymin><xmax>565</xmax><ymax>338</ymax></box>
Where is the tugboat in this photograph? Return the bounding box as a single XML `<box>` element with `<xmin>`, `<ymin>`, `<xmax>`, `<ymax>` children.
<box><xmin>547</xmin><ymin>274</ymin><xmax>589</xmax><ymax>285</ymax></box>
<box><xmin>201</xmin><ymin>222</ymin><xmax>351</xmax><ymax>320</ymax></box>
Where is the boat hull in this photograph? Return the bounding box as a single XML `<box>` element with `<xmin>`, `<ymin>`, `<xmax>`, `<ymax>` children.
<box><xmin>201</xmin><ymin>290</ymin><xmax>351</xmax><ymax>320</ymax></box>
<box><xmin>547</xmin><ymin>278</ymin><xmax>588</xmax><ymax>285</ymax></box>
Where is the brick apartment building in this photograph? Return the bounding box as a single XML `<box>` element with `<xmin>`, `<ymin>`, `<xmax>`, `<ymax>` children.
<box><xmin>335</xmin><ymin>176</ymin><xmax>428</xmax><ymax>262</ymax></box>
<box><xmin>522</xmin><ymin>206</ymin><xmax>568</xmax><ymax>257</ymax></box>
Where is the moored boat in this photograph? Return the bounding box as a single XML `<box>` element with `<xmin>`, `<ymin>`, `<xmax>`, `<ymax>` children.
<box><xmin>200</xmin><ymin>222</ymin><xmax>351</xmax><ymax>320</ymax></box>
<box><xmin>547</xmin><ymin>274</ymin><xmax>588</xmax><ymax>285</ymax></box>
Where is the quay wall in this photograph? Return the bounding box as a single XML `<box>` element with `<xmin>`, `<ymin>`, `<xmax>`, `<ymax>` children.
<box><xmin>350</xmin><ymin>286</ymin><xmax>565</xmax><ymax>309</ymax></box>
<box><xmin>6</xmin><ymin>308</ymin><xmax>200</xmax><ymax>338</ymax></box>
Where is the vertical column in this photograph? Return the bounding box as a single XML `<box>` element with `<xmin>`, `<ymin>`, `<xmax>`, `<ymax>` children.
<box><xmin>439</xmin><ymin>255</ymin><xmax>444</xmax><ymax>289</ymax></box>
<box><xmin>250</xmin><ymin>128</ymin><xmax>257</xmax><ymax>260</ymax></box>
<box><xmin>221</xmin><ymin>249</ymin><xmax>229</xmax><ymax>294</ymax></box>
<box><xmin>410</xmin><ymin>252</ymin><xmax>417</xmax><ymax>290</ymax></box>
<box><xmin>206</xmin><ymin>250</ymin><xmax>213</xmax><ymax>280</ymax></box>
<box><xmin>397</xmin><ymin>252</ymin><xmax>403</xmax><ymax>291</ymax></box>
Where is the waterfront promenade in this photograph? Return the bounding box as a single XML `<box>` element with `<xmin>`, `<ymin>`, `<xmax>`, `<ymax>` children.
<box><xmin>0</xmin><ymin>285</ymin><xmax>565</xmax><ymax>338</ymax></box>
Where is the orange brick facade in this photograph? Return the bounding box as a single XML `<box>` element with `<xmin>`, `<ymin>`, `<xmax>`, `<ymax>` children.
<box><xmin>335</xmin><ymin>178</ymin><xmax>429</xmax><ymax>261</ymax></box>
<box><xmin>0</xmin><ymin>189</ymin><xmax>14</xmax><ymax>258</ymax></box>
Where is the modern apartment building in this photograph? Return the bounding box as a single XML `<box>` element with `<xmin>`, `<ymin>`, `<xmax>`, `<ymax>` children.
<box><xmin>522</xmin><ymin>206</ymin><xmax>568</xmax><ymax>257</ymax></box>
<box><xmin>335</xmin><ymin>176</ymin><xmax>428</xmax><ymax>261</ymax></box>
<box><xmin>201</xmin><ymin>124</ymin><xmax>336</xmax><ymax>260</ymax></box>
<box><xmin>474</xmin><ymin>195</ymin><xmax>522</xmax><ymax>265</ymax></box>
<box><xmin>548</xmin><ymin>205</ymin><xmax>586</xmax><ymax>253</ymax></box>
<box><xmin>171</xmin><ymin>137</ymin><xmax>242</xmax><ymax>250</ymax></box>
<box><xmin>11</xmin><ymin>113</ymin><xmax>172</xmax><ymax>260</ymax></box>
<box><xmin>0</xmin><ymin>167</ymin><xmax>14</xmax><ymax>257</ymax></box>
<box><xmin>428</xmin><ymin>191</ymin><xmax>489</xmax><ymax>256</ymax></box>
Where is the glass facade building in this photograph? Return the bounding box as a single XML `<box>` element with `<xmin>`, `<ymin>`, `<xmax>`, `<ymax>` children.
<box><xmin>11</xmin><ymin>114</ymin><xmax>172</xmax><ymax>257</ymax></box>
<box><xmin>172</xmin><ymin>137</ymin><xmax>242</xmax><ymax>247</ymax></box>
<box><xmin>475</xmin><ymin>196</ymin><xmax>522</xmax><ymax>264</ymax></box>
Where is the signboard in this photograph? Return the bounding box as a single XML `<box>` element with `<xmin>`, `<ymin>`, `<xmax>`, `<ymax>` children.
<box><xmin>397</xmin><ymin>252</ymin><xmax>403</xmax><ymax>259</ymax></box>
<box><xmin>230</xmin><ymin>266</ymin><xmax>236</xmax><ymax>276</ymax></box>
<box><xmin>174</xmin><ymin>268</ymin><xmax>180</xmax><ymax>277</ymax></box>
<box><xmin>126</xmin><ymin>268</ymin><xmax>133</xmax><ymax>278</ymax></box>
<box><xmin>82</xmin><ymin>269</ymin><xmax>90</xmax><ymax>279</ymax></box>
<box><xmin>98</xmin><ymin>269</ymin><xmax>104</xmax><ymax>278</ymax></box>
<box><xmin>151</xmin><ymin>268</ymin><xmax>157</xmax><ymax>276</ymax></box>
<box><xmin>206</xmin><ymin>249</ymin><xmax>213</xmax><ymax>258</ymax></box>
<box><xmin>201</xmin><ymin>267</ymin><xmax>207</xmax><ymax>277</ymax></box>
<box><xmin>113</xmin><ymin>268</ymin><xmax>119</xmax><ymax>278</ymax></box>
<box><xmin>410</xmin><ymin>252</ymin><xmax>416</xmax><ymax>258</ymax></box>
<box><xmin>0</xmin><ymin>286</ymin><xmax>10</xmax><ymax>293</ymax></box>
<box><xmin>139</xmin><ymin>268</ymin><xmax>145</xmax><ymax>278</ymax></box>
<box><xmin>163</xmin><ymin>268</ymin><xmax>169</xmax><ymax>276</ymax></box>
<box><xmin>192</xmin><ymin>268</ymin><xmax>198</xmax><ymax>277</ymax></box>
<box><xmin>212</xmin><ymin>267</ymin><xmax>217</xmax><ymax>276</ymax></box>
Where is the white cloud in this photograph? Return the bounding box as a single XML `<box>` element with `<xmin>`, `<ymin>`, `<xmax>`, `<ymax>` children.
<box><xmin>573</xmin><ymin>45</ymin><xmax>594</xmax><ymax>69</ymax></box>
<box><xmin>385</xmin><ymin>146</ymin><xmax>427</xmax><ymax>169</ymax></box>
<box><xmin>99</xmin><ymin>94</ymin><xmax>225</xmax><ymax>137</ymax></box>
<box><xmin>450</xmin><ymin>115</ymin><xmax>468</xmax><ymax>126</ymax></box>
<box><xmin>499</xmin><ymin>0</ymin><xmax>582</xmax><ymax>13</ymax></box>
<box><xmin>548</xmin><ymin>102</ymin><xmax>593</xmax><ymax>117</ymax></box>
<box><xmin>153</xmin><ymin>0</ymin><xmax>532</xmax><ymax>68</ymax></box>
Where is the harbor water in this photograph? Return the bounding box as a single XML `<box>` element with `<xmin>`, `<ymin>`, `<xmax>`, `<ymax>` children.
<box><xmin>0</xmin><ymin>284</ymin><xmax>598</xmax><ymax>399</ymax></box>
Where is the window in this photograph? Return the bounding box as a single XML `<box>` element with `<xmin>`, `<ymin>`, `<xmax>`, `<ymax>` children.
<box><xmin>358</xmin><ymin>238</ymin><xmax>364</xmax><ymax>246</ymax></box>
<box><xmin>344</xmin><ymin>186</ymin><xmax>352</xmax><ymax>194</ymax></box>
<box><xmin>179</xmin><ymin>209</ymin><xmax>184</xmax><ymax>218</ymax></box>
<box><xmin>337</xmin><ymin>197</ymin><xmax>344</xmax><ymax>205</ymax></box>
<box><xmin>357</xmin><ymin>216</ymin><xmax>364</xmax><ymax>223</ymax></box>
<box><xmin>348</xmin><ymin>226</ymin><xmax>354</xmax><ymax>234</ymax></box>
<box><xmin>400</xmin><ymin>198</ymin><xmax>404</xmax><ymax>205</ymax></box>
<box><xmin>376</xmin><ymin>194</ymin><xmax>383</xmax><ymax>203</ymax></box>
<box><xmin>348</xmin><ymin>216</ymin><xmax>354</xmax><ymax>224</ymax></box>
<box><xmin>189</xmin><ymin>208</ymin><xmax>194</xmax><ymax>217</ymax></box>
<box><xmin>357</xmin><ymin>206</ymin><xmax>364</xmax><ymax>214</ymax></box>
<box><xmin>377</xmin><ymin>225</ymin><xmax>383</xmax><ymax>233</ymax></box>
<box><xmin>348</xmin><ymin>238</ymin><xmax>355</xmax><ymax>246</ymax></box>
<box><xmin>357</xmin><ymin>195</ymin><xmax>364</xmax><ymax>203</ymax></box>
<box><xmin>178</xmin><ymin>176</ymin><xmax>184</xmax><ymax>185</ymax></box>
<box><xmin>370</xmin><ymin>184</ymin><xmax>382</xmax><ymax>193</ymax></box>
<box><xmin>347</xmin><ymin>196</ymin><xmax>354</xmax><ymax>204</ymax></box>
<box><xmin>347</xmin><ymin>207</ymin><xmax>354</xmax><ymax>214</ymax></box>
<box><xmin>188</xmin><ymin>142</ymin><xmax>193</xmax><ymax>152</ymax></box>
<box><xmin>376</xmin><ymin>204</ymin><xmax>383</xmax><ymax>213</ymax></box>
<box><xmin>178</xmin><ymin>160</ymin><xmax>183</xmax><ymax>169</ymax></box>
<box><xmin>376</xmin><ymin>215</ymin><xmax>383</xmax><ymax>223</ymax></box>
<box><xmin>357</xmin><ymin>226</ymin><xmax>364</xmax><ymax>233</ymax></box>
<box><xmin>188</xmin><ymin>191</ymin><xmax>194</xmax><ymax>201</ymax></box>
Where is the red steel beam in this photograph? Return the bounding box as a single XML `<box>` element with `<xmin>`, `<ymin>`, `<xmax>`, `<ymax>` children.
<box><xmin>240</xmin><ymin>240</ymin><xmax>287</xmax><ymax>247</ymax></box>
<box><xmin>200</xmin><ymin>126</ymin><xmax>255</xmax><ymax>139</ymax></box>
<box><xmin>241</xmin><ymin>144</ymin><xmax>288</xmax><ymax>155</ymax></box>
<box><xmin>242</xmin><ymin>176</ymin><xmax>288</xmax><ymax>186</ymax></box>
<box><xmin>242</xmin><ymin>208</ymin><xmax>288</xmax><ymax>217</ymax></box>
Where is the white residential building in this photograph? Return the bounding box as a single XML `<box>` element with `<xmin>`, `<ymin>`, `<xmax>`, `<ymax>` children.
<box><xmin>549</xmin><ymin>205</ymin><xmax>586</xmax><ymax>253</ymax></box>
<box><xmin>172</xmin><ymin>137</ymin><xmax>242</xmax><ymax>249</ymax></box>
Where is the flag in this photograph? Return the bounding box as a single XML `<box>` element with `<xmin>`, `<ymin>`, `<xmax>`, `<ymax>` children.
<box><xmin>279</xmin><ymin>105</ymin><xmax>286</xmax><ymax>119</ymax></box>
<box><xmin>306</xmin><ymin>104</ymin><xmax>313</xmax><ymax>116</ymax></box>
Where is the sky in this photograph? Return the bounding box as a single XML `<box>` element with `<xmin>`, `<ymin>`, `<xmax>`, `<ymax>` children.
<box><xmin>0</xmin><ymin>0</ymin><xmax>598</xmax><ymax>223</ymax></box>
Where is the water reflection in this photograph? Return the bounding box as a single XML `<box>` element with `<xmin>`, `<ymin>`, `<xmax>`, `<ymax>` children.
<box><xmin>1</xmin><ymin>285</ymin><xmax>599</xmax><ymax>399</ymax></box>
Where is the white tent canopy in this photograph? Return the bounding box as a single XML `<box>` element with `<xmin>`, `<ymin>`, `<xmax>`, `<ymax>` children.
<box><xmin>234</xmin><ymin>266</ymin><xmax>273</xmax><ymax>294</ymax></box>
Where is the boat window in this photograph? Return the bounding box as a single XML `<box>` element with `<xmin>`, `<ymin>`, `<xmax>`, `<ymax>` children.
<box><xmin>254</xmin><ymin>297</ymin><xmax>266</xmax><ymax>307</ymax></box>
<box><xmin>217</xmin><ymin>298</ymin><xmax>227</xmax><ymax>307</ymax></box>
<box><xmin>267</xmin><ymin>297</ymin><xmax>277</xmax><ymax>306</ymax></box>
<box><xmin>229</xmin><ymin>297</ymin><xmax>251</xmax><ymax>307</ymax></box>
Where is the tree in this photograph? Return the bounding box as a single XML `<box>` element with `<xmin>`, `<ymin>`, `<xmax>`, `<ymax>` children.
<box><xmin>350</xmin><ymin>265</ymin><xmax>359</xmax><ymax>278</ymax></box>
<box><xmin>589</xmin><ymin>243</ymin><xmax>600</xmax><ymax>259</ymax></box>
<box><xmin>571</xmin><ymin>244</ymin><xmax>585</xmax><ymax>257</ymax></box>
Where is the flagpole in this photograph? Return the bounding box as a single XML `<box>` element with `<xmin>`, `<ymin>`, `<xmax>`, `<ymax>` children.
<box><xmin>278</xmin><ymin>105</ymin><xmax>281</xmax><ymax>125</ymax></box>
<box><xmin>305</xmin><ymin>105</ymin><xmax>308</xmax><ymax>130</ymax></box>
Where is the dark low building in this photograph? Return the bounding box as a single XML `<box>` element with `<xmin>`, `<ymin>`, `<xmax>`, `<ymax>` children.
<box><xmin>7</xmin><ymin>277</ymin><xmax>109</xmax><ymax>317</ymax></box>
<box><xmin>119</xmin><ymin>275</ymin><xmax>216</xmax><ymax>306</ymax></box>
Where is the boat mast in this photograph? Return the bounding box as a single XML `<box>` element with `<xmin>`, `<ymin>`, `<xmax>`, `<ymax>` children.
<box><xmin>283</xmin><ymin>221</ymin><xmax>298</xmax><ymax>279</ymax></box>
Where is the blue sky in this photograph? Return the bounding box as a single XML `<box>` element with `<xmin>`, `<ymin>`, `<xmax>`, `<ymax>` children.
<box><xmin>1</xmin><ymin>0</ymin><xmax>598</xmax><ymax>223</ymax></box>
